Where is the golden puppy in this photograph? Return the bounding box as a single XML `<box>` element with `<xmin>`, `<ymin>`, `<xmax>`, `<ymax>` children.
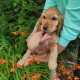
<box><xmin>17</xmin><ymin>7</ymin><xmax>64</xmax><ymax>71</ymax></box>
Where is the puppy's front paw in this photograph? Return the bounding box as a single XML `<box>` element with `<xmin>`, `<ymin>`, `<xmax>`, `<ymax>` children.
<box><xmin>23</xmin><ymin>58</ymin><xmax>32</xmax><ymax>66</ymax></box>
<box><xmin>23</xmin><ymin>61</ymin><xmax>29</xmax><ymax>66</ymax></box>
<box><xmin>48</xmin><ymin>62</ymin><xmax>57</xmax><ymax>71</ymax></box>
<box><xmin>17</xmin><ymin>59</ymin><xmax>25</xmax><ymax>67</ymax></box>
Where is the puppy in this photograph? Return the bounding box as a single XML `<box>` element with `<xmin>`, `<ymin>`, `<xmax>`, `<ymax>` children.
<box><xmin>17</xmin><ymin>7</ymin><xmax>64</xmax><ymax>71</ymax></box>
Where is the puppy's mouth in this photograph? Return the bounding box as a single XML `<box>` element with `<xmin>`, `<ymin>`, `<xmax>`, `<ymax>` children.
<box><xmin>42</xmin><ymin>32</ymin><xmax>50</xmax><ymax>37</ymax></box>
<box><xmin>42</xmin><ymin>32</ymin><xmax>46</xmax><ymax>36</ymax></box>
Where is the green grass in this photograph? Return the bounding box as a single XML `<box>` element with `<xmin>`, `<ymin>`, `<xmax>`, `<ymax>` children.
<box><xmin>0</xmin><ymin>25</ymin><xmax>51</xmax><ymax>80</ymax></box>
<box><xmin>0</xmin><ymin>0</ymin><xmax>80</xmax><ymax>79</ymax></box>
<box><xmin>0</xmin><ymin>24</ymin><xmax>80</xmax><ymax>80</ymax></box>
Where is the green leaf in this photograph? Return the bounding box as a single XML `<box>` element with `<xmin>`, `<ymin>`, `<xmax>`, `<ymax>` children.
<box><xmin>13</xmin><ymin>3</ymin><xmax>17</xmax><ymax>7</ymax></box>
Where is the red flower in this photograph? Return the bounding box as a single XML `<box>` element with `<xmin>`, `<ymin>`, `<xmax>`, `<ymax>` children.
<box><xmin>22</xmin><ymin>75</ymin><xmax>26</xmax><ymax>79</ymax></box>
<box><xmin>62</xmin><ymin>71</ymin><xmax>65</xmax><ymax>75</ymax></box>
<box><xmin>1</xmin><ymin>59</ymin><xmax>7</xmax><ymax>64</ymax></box>
<box><xmin>56</xmin><ymin>76</ymin><xmax>59</xmax><ymax>80</ymax></box>
<box><xmin>36</xmin><ymin>60</ymin><xmax>42</xmax><ymax>64</ymax></box>
<box><xmin>66</xmin><ymin>70</ymin><xmax>71</xmax><ymax>74</ymax></box>
<box><xmin>31</xmin><ymin>75</ymin><xmax>37</xmax><ymax>80</ymax></box>
<box><xmin>74</xmin><ymin>76</ymin><xmax>79</xmax><ymax>80</ymax></box>
<box><xmin>12</xmin><ymin>29</ymin><xmax>26</xmax><ymax>36</ymax></box>
<box><xmin>12</xmin><ymin>31</ymin><xmax>18</xmax><ymax>35</ymax></box>
<box><xmin>51</xmin><ymin>76</ymin><xmax>55</xmax><ymax>79</ymax></box>
<box><xmin>57</xmin><ymin>73</ymin><xmax>61</xmax><ymax>76</ymax></box>
<box><xmin>20</xmin><ymin>32</ymin><xmax>26</xmax><ymax>36</ymax></box>
<box><xmin>77</xmin><ymin>65</ymin><xmax>80</xmax><ymax>69</ymax></box>
<box><xmin>73</xmin><ymin>66</ymin><xmax>77</xmax><ymax>70</ymax></box>
<box><xmin>10</xmin><ymin>68</ymin><xmax>15</xmax><ymax>72</ymax></box>
<box><xmin>58</xmin><ymin>67</ymin><xmax>61</xmax><ymax>70</ymax></box>
<box><xmin>0</xmin><ymin>60</ymin><xmax>2</xmax><ymax>65</ymax></box>
<box><xmin>67</xmin><ymin>76</ymin><xmax>72</xmax><ymax>80</ymax></box>
<box><xmin>61</xmin><ymin>65</ymin><xmax>64</xmax><ymax>69</ymax></box>
<box><xmin>17</xmin><ymin>64</ymin><xmax>23</xmax><ymax>69</ymax></box>
<box><xmin>27</xmin><ymin>60</ymin><xmax>33</xmax><ymax>65</ymax></box>
<box><xmin>35</xmin><ymin>73</ymin><xmax>41</xmax><ymax>78</ymax></box>
<box><xmin>30</xmin><ymin>73</ymin><xmax>41</xmax><ymax>80</ymax></box>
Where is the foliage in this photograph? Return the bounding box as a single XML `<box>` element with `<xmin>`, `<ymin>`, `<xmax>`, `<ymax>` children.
<box><xmin>0</xmin><ymin>0</ymin><xmax>50</xmax><ymax>80</ymax></box>
<box><xmin>0</xmin><ymin>0</ymin><xmax>45</xmax><ymax>40</ymax></box>
<box><xmin>0</xmin><ymin>0</ymin><xmax>80</xmax><ymax>80</ymax></box>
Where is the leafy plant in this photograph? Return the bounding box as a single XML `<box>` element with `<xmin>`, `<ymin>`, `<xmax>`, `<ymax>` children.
<box><xmin>0</xmin><ymin>0</ymin><xmax>80</xmax><ymax>80</ymax></box>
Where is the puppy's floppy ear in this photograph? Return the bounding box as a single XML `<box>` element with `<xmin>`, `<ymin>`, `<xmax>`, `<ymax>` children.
<box><xmin>36</xmin><ymin>16</ymin><xmax>42</xmax><ymax>32</ymax></box>
<box><xmin>57</xmin><ymin>14</ymin><xmax>64</xmax><ymax>37</ymax></box>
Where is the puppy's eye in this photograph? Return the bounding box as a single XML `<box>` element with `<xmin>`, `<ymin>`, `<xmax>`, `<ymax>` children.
<box><xmin>52</xmin><ymin>17</ymin><xmax>56</xmax><ymax>20</ymax></box>
<box><xmin>43</xmin><ymin>16</ymin><xmax>46</xmax><ymax>19</ymax></box>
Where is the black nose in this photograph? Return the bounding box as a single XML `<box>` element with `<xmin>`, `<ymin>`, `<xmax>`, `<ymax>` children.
<box><xmin>43</xmin><ymin>26</ymin><xmax>48</xmax><ymax>30</ymax></box>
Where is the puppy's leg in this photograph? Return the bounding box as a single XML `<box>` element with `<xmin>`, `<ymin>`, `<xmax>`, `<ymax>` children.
<box><xmin>17</xmin><ymin>49</ymin><xmax>32</xmax><ymax>66</ymax></box>
<box><xmin>48</xmin><ymin>44</ymin><xmax>58</xmax><ymax>71</ymax></box>
<box><xmin>26</xmin><ymin>30</ymin><xmax>36</xmax><ymax>42</ymax></box>
<box><xmin>23</xmin><ymin>58</ymin><xmax>32</xmax><ymax>66</ymax></box>
<box><xmin>27</xmin><ymin>32</ymin><xmax>42</xmax><ymax>50</ymax></box>
<box><xmin>17</xmin><ymin>32</ymin><xmax>42</xmax><ymax>66</ymax></box>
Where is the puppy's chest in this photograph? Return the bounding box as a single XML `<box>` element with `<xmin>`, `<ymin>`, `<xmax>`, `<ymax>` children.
<box><xmin>49</xmin><ymin>33</ymin><xmax>59</xmax><ymax>44</ymax></box>
<box><xmin>34</xmin><ymin>33</ymin><xmax>59</xmax><ymax>54</ymax></box>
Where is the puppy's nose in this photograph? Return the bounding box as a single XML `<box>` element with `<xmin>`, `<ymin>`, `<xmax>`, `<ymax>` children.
<box><xmin>43</xmin><ymin>26</ymin><xmax>48</xmax><ymax>30</ymax></box>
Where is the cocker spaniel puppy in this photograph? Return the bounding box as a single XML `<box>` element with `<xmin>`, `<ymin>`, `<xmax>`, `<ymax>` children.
<box><xmin>17</xmin><ymin>7</ymin><xmax>64</xmax><ymax>71</ymax></box>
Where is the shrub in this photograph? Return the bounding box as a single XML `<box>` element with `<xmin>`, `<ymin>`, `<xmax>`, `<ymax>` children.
<box><xmin>0</xmin><ymin>0</ymin><xmax>45</xmax><ymax>40</ymax></box>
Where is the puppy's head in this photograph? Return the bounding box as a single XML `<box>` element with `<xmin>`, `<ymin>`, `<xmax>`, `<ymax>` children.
<box><xmin>36</xmin><ymin>7</ymin><xmax>64</xmax><ymax>36</ymax></box>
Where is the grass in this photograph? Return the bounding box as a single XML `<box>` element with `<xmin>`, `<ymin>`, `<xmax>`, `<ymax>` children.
<box><xmin>0</xmin><ymin>24</ymin><xmax>51</xmax><ymax>80</ymax></box>
<box><xmin>0</xmin><ymin>19</ymin><xmax>80</xmax><ymax>80</ymax></box>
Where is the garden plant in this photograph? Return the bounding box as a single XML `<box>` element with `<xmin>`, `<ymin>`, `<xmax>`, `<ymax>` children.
<box><xmin>0</xmin><ymin>0</ymin><xmax>80</xmax><ymax>80</ymax></box>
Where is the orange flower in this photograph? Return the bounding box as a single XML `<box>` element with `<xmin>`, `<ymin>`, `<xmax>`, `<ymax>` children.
<box><xmin>22</xmin><ymin>75</ymin><xmax>26</xmax><ymax>79</ymax></box>
<box><xmin>1</xmin><ymin>59</ymin><xmax>7</xmax><ymax>64</ymax></box>
<box><xmin>74</xmin><ymin>76</ymin><xmax>79</xmax><ymax>80</ymax></box>
<box><xmin>66</xmin><ymin>70</ymin><xmax>71</xmax><ymax>74</ymax></box>
<box><xmin>27</xmin><ymin>78</ymin><xmax>28</xmax><ymax>80</ymax></box>
<box><xmin>0</xmin><ymin>61</ymin><xmax>1</xmax><ymax>65</ymax></box>
<box><xmin>51</xmin><ymin>76</ymin><xmax>55</xmax><ymax>79</ymax></box>
<box><xmin>17</xmin><ymin>64</ymin><xmax>23</xmax><ymax>69</ymax></box>
<box><xmin>61</xmin><ymin>65</ymin><xmax>64</xmax><ymax>69</ymax></box>
<box><xmin>12</xmin><ymin>31</ymin><xmax>18</xmax><ymax>35</ymax></box>
<box><xmin>31</xmin><ymin>75</ymin><xmax>37</xmax><ymax>80</ymax></box>
<box><xmin>12</xmin><ymin>29</ymin><xmax>25</xmax><ymax>36</ymax></box>
<box><xmin>56</xmin><ymin>76</ymin><xmax>59</xmax><ymax>80</ymax></box>
<box><xmin>27</xmin><ymin>60</ymin><xmax>33</xmax><ymax>65</ymax></box>
<box><xmin>20</xmin><ymin>32</ymin><xmax>26</xmax><ymax>36</ymax></box>
<box><xmin>10</xmin><ymin>68</ymin><xmax>15</xmax><ymax>72</ymax></box>
<box><xmin>57</xmin><ymin>73</ymin><xmax>61</xmax><ymax>76</ymax></box>
<box><xmin>36</xmin><ymin>73</ymin><xmax>41</xmax><ymax>78</ymax></box>
<box><xmin>77</xmin><ymin>65</ymin><xmax>80</xmax><ymax>69</ymax></box>
<box><xmin>62</xmin><ymin>71</ymin><xmax>65</xmax><ymax>75</ymax></box>
<box><xmin>73</xmin><ymin>66</ymin><xmax>77</xmax><ymax>70</ymax></box>
<box><xmin>31</xmin><ymin>73</ymin><xmax>41</xmax><ymax>80</ymax></box>
<box><xmin>67</xmin><ymin>76</ymin><xmax>71</xmax><ymax>80</ymax></box>
<box><xmin>36</xmin><ymin>60</ymin><xmax>42</xmax><ymax>64</ymax></box>
<box><xmin>58</xmin><ymin>67</ymin><xmax>61</xmax><ymax>70</ymax></box>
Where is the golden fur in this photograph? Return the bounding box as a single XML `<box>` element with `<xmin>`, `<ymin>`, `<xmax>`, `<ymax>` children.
<box><xmin>17</xmin><ymin>7</ymin><xmax>64</xmax><ymax>71</ymax></box>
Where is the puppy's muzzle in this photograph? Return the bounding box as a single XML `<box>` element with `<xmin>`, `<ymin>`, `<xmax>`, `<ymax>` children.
<box><xmin>43</xmin><ymin>26</ymin><xmax>48</xmax><ymax>30</ymax></box>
